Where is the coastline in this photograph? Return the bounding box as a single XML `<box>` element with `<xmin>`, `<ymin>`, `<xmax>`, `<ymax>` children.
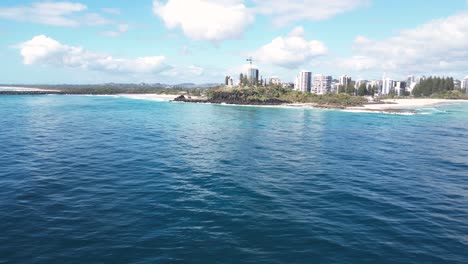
<box><xmin>127</xmin><ymin>94</ymin><xmax>468</xmax><ymax>114</ymax></box>
<box><xmin>91</xmin><ymin>94</ymin><xmax>468</xmax><ymax>114</ymax></box>
<box><xmin>2</xmin><ymin>91</ymin><xmax>467</xmax><ymax>114</ymax></box>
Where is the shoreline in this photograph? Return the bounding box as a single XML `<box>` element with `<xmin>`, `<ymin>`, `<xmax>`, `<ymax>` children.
<box><xmin>2</xmin><ymin>91</ymin><xmax>467</xmax><ymax>114</ymax></box>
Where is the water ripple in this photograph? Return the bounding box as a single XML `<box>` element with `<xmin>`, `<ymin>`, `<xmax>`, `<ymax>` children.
<box><xmin>0</xmin><ymin>95</ymin><xmax>467</xmax><ymax>264</ymax></box>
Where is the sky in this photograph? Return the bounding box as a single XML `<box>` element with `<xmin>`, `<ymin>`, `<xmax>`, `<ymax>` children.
<box><xmin>0</xmin><ymin>0</ymin><xmax>467</xmax><ymax>84</ymax></box>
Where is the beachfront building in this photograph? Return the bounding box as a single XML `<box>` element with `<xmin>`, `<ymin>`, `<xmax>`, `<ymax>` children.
<box><xmin>395</xmin><ymin>81</ymin><xmax>407</xmax><ymax>96</ymax></box>
<box><xmin>339</xmin><ymin>75</ymin><xmax>352</xmax><ymax>87</ymax></box>
<box><xmin>406</xmin><ymin>75</ymin><xmax>417</xmax><ymax>94</ymax></box>
<box><xmin>295</xmin><ymin>71</ymin><xmax>312</xmax><ymax>92</ymax></box>
<box><xmin>382</xmin><ymin>78</ymin><xmax>395</xmax><ymax>96</ymax></box>
<box><xmin>313</xmin><ymin>74</ymin><xmax>332</xmax><ymax>94</ymax></box>
<box><xmin>462</xmin><ymin>76</ymin><xmax>468</xmax><ymax>93</ymax></box>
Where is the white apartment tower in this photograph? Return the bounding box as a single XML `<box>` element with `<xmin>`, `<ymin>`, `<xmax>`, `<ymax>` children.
<box><xmin>340</xmin><ymin>75</ymin><xmax>352</xmax><ymax>87</ymax></box>
<box><xmin>295</xmin><ymin>71</ymin><xmax>312</xmax><ymax>92</ymax></box>
<box><xmin>382</xmin><ymin>78</ymin><xmax>395</xmax><ymax>96</ymax></box>
<box><xmin>462</xmin><ymin>76</ymin><xmax>468</xmax><ymax>93</ymax></box>
<box><xmin>313</xmin><ymin>74</ymin><xmax>332</xmax><ymax>94</ymax></box>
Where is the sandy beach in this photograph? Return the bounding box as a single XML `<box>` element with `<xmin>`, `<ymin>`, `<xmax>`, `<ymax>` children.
<box><xmin>351</xmin><ymin>98</ymin><xmax>468</xmax><ymax>111</ymax></box>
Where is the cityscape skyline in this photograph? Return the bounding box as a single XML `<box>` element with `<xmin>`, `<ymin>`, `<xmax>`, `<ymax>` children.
<box><xmin>228</xmin><ymin>60</ymin><xmax>468</xmax><ymax>96</ymax></box>
<box><xmin>0</xmin><ymin>0</ymin><xmax>468</xmax><ymax>84</ymax></box>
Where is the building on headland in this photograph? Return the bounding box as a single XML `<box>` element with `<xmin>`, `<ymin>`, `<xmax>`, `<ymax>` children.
<box><xmin>269</xmin><ymin>77</ymin><xmax>281</xmax><ymax>86</ymax></box>
<box><xmin>339</xmin><ymin>75</ymin><xmax>352</xmax><ymax>87</ymax></box>
<box><xmin>295</xmin><ymin>71</ymin><xmax>312</xmax><ymax>92</ymax></box>
<box><xmin>282</xmin><ymin>82</ymin><xmax>294</xmax><ymax>89</ymax></box>
<box><xmin>224</xmin><ymin>76</ymin><xmax>234</xmax><ymax>87</ymax></box>
<box><xmin>313</xmin><ymin>74</ymin><xmax>332</xmax><ymax>94</ymax></box>
<box><xmin>247</xmin><ymin>67</ymin><xmax>259</xmax><ymax>85</ymax></box>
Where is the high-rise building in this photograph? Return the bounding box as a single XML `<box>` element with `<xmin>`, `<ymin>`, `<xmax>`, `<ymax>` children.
<box><xmin>339</xmin><ymin>75</ymin><xmax>352</xmax><ymax>87</ymax></box>
<box><xmin>462</xmin><ymin>76</ymin><xmax>468</xmax><ymax>93</ymax></box>
<box><xmin>295</xmin><ymin>71</ymin><xmax>312</xmax><ymax>92</ymax></box>
<box><xmin>313</xmin><ymin>74</ymin><xmax>332</xmax><ymax>94</ymax></box>
<box><xmin>247</xmin><ymin>68</ymin><xmax>259</xmax><ymax>85</ymax></box>
<box><xmin>395</xmin><ymin>82</ymin><xmax>406</xmax><ymax>96</ymax></box>
<box><xmin>224</xmin><ymin>75</ymin><xmax>234</xmax><ymax>87</ymax></box>
<box><xmin>382</xmin><ymin>78</ymin><xmax>395</xmax><ymax>95</ymax></box>
<box><xmin>367</xmin><ymin>80</ymin><xmax>382</xmax><ymax>95</ymax></box>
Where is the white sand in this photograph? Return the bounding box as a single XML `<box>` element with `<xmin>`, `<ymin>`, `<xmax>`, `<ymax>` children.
<box><xmin>351</xmin><ymin>98</ymin><xmax>468</xmax><ymax>110</ymax></box>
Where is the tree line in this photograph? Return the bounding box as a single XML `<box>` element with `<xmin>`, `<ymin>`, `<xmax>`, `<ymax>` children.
<box><xmin>412</xmin><ymin>77</ymin><xmax>454</xmax><ymax>97</ymax></box>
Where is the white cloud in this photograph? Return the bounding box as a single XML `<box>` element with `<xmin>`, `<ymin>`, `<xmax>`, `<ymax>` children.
<box><xmin>252</xmin><ymin>26</ymin><xmax>328</xmax><ymax>69</ymax></box>
<box><xmin>0</xmin><ymin>2</ymin><xmax>112</xmax><ymax>27</ymax></box>
<box><xmin>161</xmin><ymin>65</ymin><xmax>204</xmax><ymax>77</ymax></box>
<box><xmin>101</xmin><ymin>8</ymin><xmax>121</xmax><ymax>15</ymax></box>
<box><xmin>82</xmin><ymin>13</ymin><xmax>112</xmax><ymax>26</ymax></box>
<box><xmin>16</xmin><ymin>35</ymin><xmax>170</xmax><ymax>74</ymax></box>
<box><xmin>101</xmin><ymin>24</ymin><xmax>129</xmax><ymax>37</ymax></box>
<box><xmin>341</xmin><ymin>11</ymin><xmax>468</xmax><ymax>76</ymax></box>
<box><xmin>0</xmin><ymin>1</ymin><xmax>86</xmax><ymax>27</ymax></box>
<box><xmin>153</xmin><ymin>0</ymin><xmax>254</xmax><ymax>42</ymax></box>
<box><xmin>253</xmin><ymin>0</ymin><xmax>370</xmax><ymax>26</ymax></box>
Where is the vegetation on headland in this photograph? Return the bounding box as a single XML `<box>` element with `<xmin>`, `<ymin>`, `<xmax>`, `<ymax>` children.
<box><xmin>203</xmin><ymin>86</ymin><xmax>367</xmax><ymax>106</ymax></box>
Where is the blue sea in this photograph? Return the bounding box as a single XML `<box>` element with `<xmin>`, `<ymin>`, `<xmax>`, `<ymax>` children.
<box><xmin>1</xmin><ymin>95</ymin><xmax>467</xmax><ymax>264</ymax></box>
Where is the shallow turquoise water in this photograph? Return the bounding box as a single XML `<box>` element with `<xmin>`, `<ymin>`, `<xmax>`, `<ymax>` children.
<box><xmin>0</xmin><ymin>95</ymin><xmax>467</xmax><ymax>263</ymax></box>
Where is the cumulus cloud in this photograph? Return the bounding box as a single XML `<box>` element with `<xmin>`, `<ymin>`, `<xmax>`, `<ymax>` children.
<box><xmin>16</xmin><ymin>35</ymin><xmax>170</xmax><ymax>74</ymax></box>
<box><xmin>253</xmin><ymin>0</ymin><xmax>370</xmax><ymax>26</ymax></box>
<box><xmin>341</xmin><ymin>11</ymin><xmax>468</xmax><ymax>76</ymax></box>
<box><xmin>252</xmin><ymin>26</ymin><xmax>328</xmax><ymax>68</ymax></box>
<box><xmin>101</xmin><ymin>24</ymin><xmax>129</xmax><ymax>37</ymax></box>
<box><xmin>0</xmin><ymin>1</ymin><xmax>111</xmax><ymax>27</ymax></box>
<box><xmin>153</xmin><ymin>0</ymin><xmax>254</xmax><ymax>42</ymax></box>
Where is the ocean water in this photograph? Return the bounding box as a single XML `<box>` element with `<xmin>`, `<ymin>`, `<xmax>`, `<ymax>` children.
<box><xmin>0</xmin><ymin>95</ymin><xmax>467</xmax><ymax>264</ymax></box>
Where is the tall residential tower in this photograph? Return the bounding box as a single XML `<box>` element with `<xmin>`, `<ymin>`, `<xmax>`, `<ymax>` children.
<box><xmin>295</xmin><ymin>71</ymin><xmax>312</xmax><ymax>92</ymax></box>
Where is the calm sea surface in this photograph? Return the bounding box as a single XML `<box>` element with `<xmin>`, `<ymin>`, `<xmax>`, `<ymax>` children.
<box><xmin>1</xmin><ymin>95</ymin><xmax>467</xmax><ymax>264</ymax></box>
